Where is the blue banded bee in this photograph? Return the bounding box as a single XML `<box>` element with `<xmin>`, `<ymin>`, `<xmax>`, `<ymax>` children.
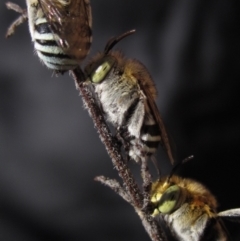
<box><xmin>150</xmin><ymin>175</ymin><xmax>240</xmax><ymax>241</ymax></box>
<box><xmin>6</xmin><ymin>0</ymin><xmax>92</xmax><ymax>72</ymax></box>
<box><xmin>84</xmin><ymin>30</ymin><xmax>174</xmax><ymax>164</ymax></box>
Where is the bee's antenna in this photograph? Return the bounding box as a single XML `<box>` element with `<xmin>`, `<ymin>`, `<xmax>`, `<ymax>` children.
<box><xmin>104</xmin><ymin>29</ymin><xmax>136</xmax><ymax>54</ymax></box>
<box><xmin>167</xmin><ymin>155</ymin><xmax>194</xmax><ymax>183</ymax></box>
<box><xmin>151</xmin><ymin>156</ymin><xmax>161</xmax><ymax>178</ymax></box>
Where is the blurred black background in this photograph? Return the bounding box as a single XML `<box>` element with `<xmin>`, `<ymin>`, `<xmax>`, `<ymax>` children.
<box><xmin>1</xmin><ymin>0</ymin><xmax>240</xmax><ymax>240</ymax></box>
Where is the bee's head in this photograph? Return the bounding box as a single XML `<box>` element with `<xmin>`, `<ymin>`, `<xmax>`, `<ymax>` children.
<box><xmin>85</xmin><ymin>54</ymin><xmax>116</xmax><ymax>84</ymax></box>
<box><xmin>84</xmin><ymin>29</ymin><xmax>136</xmax><ymax>84</ymax></box>
<box><xmin>150</xmin><ymin>179</ymin><xmax>187</xmax><ymax>216</ymax></box>
<box><xmin>150</xmin><ymin>156</ymin><xmax>194</xmax><ymax>216</ymax></box>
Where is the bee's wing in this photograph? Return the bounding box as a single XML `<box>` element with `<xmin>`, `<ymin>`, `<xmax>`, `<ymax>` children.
<box><xmin>144</xmin><ymin>90</ymin><xmax>175</xmax><ymax>165</ymax></box>
<box><xmin>205</xmin><ymin>218</ymin><xmax>231</xmax><ymax>241</ymax></box>
<box><xmin>131</xmin><ymin>62</ymin><xmax>175</xmax><ymax>165</ymax></box>
<box><xmin>39</xmin><ymin>0</ymin><xmax>92</xmax><ymax>61</ymax></box>
<box><xmin>218</xmin><ymin>208</ymin><xmax>240</xmax><ymax>222</ymax></box>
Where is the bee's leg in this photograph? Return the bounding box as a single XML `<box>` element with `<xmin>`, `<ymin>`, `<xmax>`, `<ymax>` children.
<box><xmin>112</xmin><ymin>134</ymin><xmax>123</xmax><ymax>151</ymax></box>
<box><xmin>6</xmin><ymin>2</ymin><xmax>26</xmax><ymax>14</ymax></box>
<box><xmin>121</xmin><ymin>128</ymin><xmax>132</xmax><ymax>141</ymax></box>
<box><xmin>54</xmin><ymin>70</ymin><xmax>67</xmax><ymax>76</ymax></box>
<box><xmin>141</xmin><ymin>157</ymin><xmax>152</xmax><ymax>210</ymax></box>
<box><xmin>116</xmin><ymin>127</ymin><xmax>131</xmax><ymax>161</ymax></box>
<box><xmin>115</xmin><ymin>127</ymin><xmax>130</xmax><ymax>162</ymax></box>
<box><xmin>6</xmin><ymin>2</ymin><xmax>28</xmax><ymax>38</ymax></box>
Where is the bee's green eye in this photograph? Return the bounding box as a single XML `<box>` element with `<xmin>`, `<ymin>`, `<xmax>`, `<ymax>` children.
<box><xmin>90</xmin><ymin>57</ymin><xmax>115</xmax><ymax>83</ymax></box>
<box><xmin>157</xmin><ymin>185</ymin><xmax>181</xmax><ymax>214</ymax></box>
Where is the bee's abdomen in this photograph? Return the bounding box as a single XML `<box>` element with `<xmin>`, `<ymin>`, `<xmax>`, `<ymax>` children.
<box><xmin>141</xmin><ymin>119</ymin><xmax>161</xmax><ymax>156</ymax></box>
<box><xmin>128</xmin><ymin>115</ymin><xmax>161</xmax><ymax>162</ymax></box>
<box><xmin>33</xmin><ymin>18</ymin><xmax>78</xmax><ymax>71</ymax></box>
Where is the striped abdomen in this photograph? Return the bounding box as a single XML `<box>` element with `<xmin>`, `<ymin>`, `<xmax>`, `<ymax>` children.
<box><xmin>129</xmin><ymin>111</ymin><xmax>161</xmax><ymax>162</ymax></box>
<box><xmin>33</xmin><ymin>17</ymin><xmax>78</xmax><ymax>71</ymax></box>
<box><xmin>141</xmin><ymin>116</ymin><xmax>161</xmax><ymax>156</ymax></box>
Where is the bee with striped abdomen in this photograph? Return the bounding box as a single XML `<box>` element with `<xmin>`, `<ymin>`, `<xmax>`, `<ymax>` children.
<box><xmin>84</xmin><ymin>30</ymin><xmax>174</xmax><ymax>165</ymax></box>
<box><xmin>150</xmin><ymin>175</ymin><xmax>240</xmax><ymax>241</ymax></box>
<box><xmin>6</xmin><ymin>0</ymin><xmax>92</xmax><ymax>73</ymax></box>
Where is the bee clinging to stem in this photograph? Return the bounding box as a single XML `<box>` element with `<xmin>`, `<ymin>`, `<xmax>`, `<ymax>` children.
<box><xmin>150</xmin><ymin>161</ymin><xmax>240</xmax><ymax>241</ymax></box>
<box><xmin>6</xmin><ymin>0</ymin><xmax>92</xmax><ymax>73</ymax></box>
<box><xmin>84</xmin><ymin>30</ymin><xmax>175</xmax><ymax>166</ymax></box>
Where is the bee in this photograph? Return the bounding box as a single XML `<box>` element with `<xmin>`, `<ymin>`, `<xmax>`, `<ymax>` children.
<box><xmin>150</xmin><ymin>175</ymin><xmax>240</xmax><ymax>241</ymax></box>
<box><xmin>6</xmin><ymin>0</ymin><xmax>92</xmax><ymax>72</ymax></box>
<box><xmin>84</xmin><ymin>30</ymin><xmax>174</xmax><ymax>165</ymax></box>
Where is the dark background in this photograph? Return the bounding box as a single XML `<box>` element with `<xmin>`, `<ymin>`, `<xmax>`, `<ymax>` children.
<box><xmin>1</xmin><ymin>0</ymin><xmax>240</xmax><ymax>240</ymax></box>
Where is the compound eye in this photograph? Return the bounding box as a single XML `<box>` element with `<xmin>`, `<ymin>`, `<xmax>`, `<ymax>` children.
<box><xmin>157</xmin><ymin>185</ymin><xmax>181</xmax><ymax>214</ymax></box>
<box><xmin>90</xmin><ymin>57</ymin><xmax>115</xmax><ymax>83</ymax></box>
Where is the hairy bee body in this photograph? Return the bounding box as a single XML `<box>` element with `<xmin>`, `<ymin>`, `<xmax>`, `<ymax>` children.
<box><xmin>7</xmin><ymin>0</ymin><xmax>92</xmax><ymax>72</ymax></box>
<box><xmin>27</xmin><ymin>2</ymin><xmax>79</xmax><ymax>71</ymax></box>
<box><xmin>150</xmin><ymin>176</ymin><xmax>240</xmax><ymax>241</ymax></box>
<box><xmin>85</xmin><ymin>51</ymin><xmax>164</xmax><ymax>163</ymax></box>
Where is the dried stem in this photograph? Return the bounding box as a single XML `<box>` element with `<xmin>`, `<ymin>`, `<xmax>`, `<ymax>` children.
<box><xmin>70</xmin><ymin>67</ymin><xmax>167</xmax><ymax>241</ymax></box>
<box><xmin>94</xmin><ymin>176</ymin><xmax>131</xmax><ymax>203</ymax></box>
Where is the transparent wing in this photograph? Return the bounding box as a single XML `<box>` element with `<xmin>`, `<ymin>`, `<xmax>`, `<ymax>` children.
<box><xmin>39</xmin><ymin>0</ymin><xmax>92</xmax><ymax>61</ymax></box>
<box><xmin>144</xmin><ymin>88</ymin><xmax>175</xmax><ymax>165</ymax></box>
<box><xmin>132</xmin><ymin>65</ymin><xmax>175</xmax><ymax>164</ymax></box>
<box><xmin>218</xmin><ymin>208</ymin><xmax>240</xmax><ymax>222</ymax></box>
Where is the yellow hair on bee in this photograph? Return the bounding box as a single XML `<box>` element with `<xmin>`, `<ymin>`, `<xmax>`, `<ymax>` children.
<box><xmin>151</xmin><ymin>175</ymin><xmax>218</xmax><ymax>213</ymax></box>
<box><xmin>124</xmin><ymin>58</ymin><xmax>157</xmax><ymax>100</ymax></box>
